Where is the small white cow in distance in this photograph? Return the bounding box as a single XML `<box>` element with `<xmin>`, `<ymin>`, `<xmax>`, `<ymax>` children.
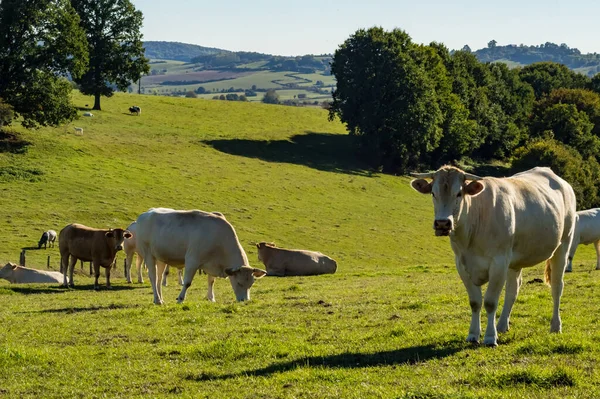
<box><xmin>123</xmin><ymin>221</ymin><xmax>182</xmax><ymax>286</ymax></box>
<box><xmin>0</xmin><ymin>263</ymin><xmax>65</xmax><ymax>284</ymax></box>
<box><xmin>411</xmin><ymin>166</ymin><xmax>576</xmax><ymax>347</ymax></box>
<box><xmin>38</xmin><ymin>229</ymin><xmax>57</xmax><ymax>249</ymax></box>
<box><xmin>567</xmin><ymin>208</ymin><xmax>600</xmax><ymax>272</ymax></box>
<box><xmin>135</xmin><ymin>207</ymin><xmax>266</xmax><ymax>305</ymax></box>
<box><xmin>256</xmin><ymin>242</ymin><xmax>337</xmax><ymax>276</ymax></box>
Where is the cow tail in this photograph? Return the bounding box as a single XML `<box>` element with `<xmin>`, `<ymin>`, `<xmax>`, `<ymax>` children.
<box><xmin>544</xmin><ymin>259</ymin><xmax>552</xmax><ymax>286</ymax></box>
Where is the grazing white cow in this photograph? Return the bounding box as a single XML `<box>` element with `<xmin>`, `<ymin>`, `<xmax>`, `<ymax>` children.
<box><xmin>411</xmin><ymin>166</ymin><xmax>576</xmax><ymax>346</ymax></box>
<box><xmin>135</xmin><ymin>208</ymin><xmax>266</xmax><ymax>304</ymax></box>
<box><xmin>0</xmin><ymin>263</ymin><xmax>65</xmax><ymax>284</ymax></box>
<box><xmin>38</xmin><ymin>229</ymin><xmax>58</xmax><ymax>249</ymax></box>
<box><xmin>123</xmin><ymin>221</ymin><xmax>182</xmax><ymax>286</ymax></box>
<box><xmin>567</xmin><ymin>208</ymin><xmax>600</xmax><ymax>272</ymax></box>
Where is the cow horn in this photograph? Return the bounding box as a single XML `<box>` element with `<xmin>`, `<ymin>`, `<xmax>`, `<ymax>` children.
<box><xmin>410</xmin><ymin>172</ymin><xmax>435</xmax><ymax>178</ymax></box>
<box><xmin>463</xmin><ymin>172</ymin><xmax>482</xmax><ymax>181</ymax></box>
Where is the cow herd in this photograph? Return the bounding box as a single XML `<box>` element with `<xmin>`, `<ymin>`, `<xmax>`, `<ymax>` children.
<box><xmin>5</xmin><ymin>165</ymin><xmax>600</xmax><ymax>347</ymax></box>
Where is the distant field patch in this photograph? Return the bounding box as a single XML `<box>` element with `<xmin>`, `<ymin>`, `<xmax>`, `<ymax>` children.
<box><xmin>143</xmin><ymin>70</ymin><xmax>252</xmax><ymax>85</ymax></box>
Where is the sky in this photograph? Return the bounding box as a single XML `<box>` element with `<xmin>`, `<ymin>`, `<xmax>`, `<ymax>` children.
<box><xmin>131</xmin><ymin>0</ymin><xmax>600</xmax><ymax>56</ymax></box>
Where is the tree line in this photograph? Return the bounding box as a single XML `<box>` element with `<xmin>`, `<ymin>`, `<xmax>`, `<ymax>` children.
<box><xmin>328</xmin><ymin>27</ymin><xmax>600</xmax><ymax>209</ymax></box>
<box><xmin>0</xmin><ymin>0</ymin><xmax>149</xmax><ymax>129</ymax></box>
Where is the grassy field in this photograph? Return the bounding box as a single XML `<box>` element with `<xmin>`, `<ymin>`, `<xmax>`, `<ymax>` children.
<box><xmin>1</xmin><ymin>92</ymin><xmax>600</xmax><ymax>398</ymax></box>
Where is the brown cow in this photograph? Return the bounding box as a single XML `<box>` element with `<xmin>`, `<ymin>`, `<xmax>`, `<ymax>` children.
<box><xmin>256</xmin><ymin>242</ymin><xmax>337</xmax><ymax>276</ymax></box>
<box><xmin>59</xmin><ymin>223</ymin><xmax>131</xmax><ymax>289</ymax></box>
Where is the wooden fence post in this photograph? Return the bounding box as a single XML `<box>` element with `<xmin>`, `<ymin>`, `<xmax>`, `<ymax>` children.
<box><xmin>47</xmin><ymin>255</ymin><xmax>50</xmax><ymax>269</ymax></box>
<box><xmin>19</xmin><ymin>250</ymin><xmax>26</xmax><ymax>266</ymax></box>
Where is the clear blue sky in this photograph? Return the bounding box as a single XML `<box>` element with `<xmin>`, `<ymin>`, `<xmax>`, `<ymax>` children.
<box><xmin>131</xmin><ymin>0</ymin><xmax>600</xmax><ymax>56</ymax></box>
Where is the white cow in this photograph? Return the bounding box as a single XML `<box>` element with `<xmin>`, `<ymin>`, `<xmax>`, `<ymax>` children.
<box><xmin>0</xmin><ymin>263</ymin><xmax>65</xmax><ymax>284</ymax></box>
<box><xmin>135</xmin><ymin>208</ymin><xmax>266</xmax><ymax>304</ymax></box>
<box><xmin>123</xmin><ymin>221</ymin><xmax>182</xmax><ymax>286</ymax></box>
<box><xmin>411</xmin><ymin>166</ymin><xmax>576</xmax><ymax>346</ymax></box>
<box><xmin>567</xmin><ymin>208</ymin><xmax>600</xmax><ymax>272</ymax></box>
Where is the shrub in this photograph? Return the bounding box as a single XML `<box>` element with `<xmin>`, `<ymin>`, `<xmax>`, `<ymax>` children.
<box><xmin>0</xmin><ymin>98</ymin><xmax>14</xmax><ymax>128</ymax></box>
<box><xmin>512</xmin><ymin>138</ymin><xmax>600</xmax><ymax>209</ymax></box>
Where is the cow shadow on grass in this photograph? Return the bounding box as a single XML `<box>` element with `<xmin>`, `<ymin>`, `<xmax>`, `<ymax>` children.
<box><xmin>6</xmin><ymin>284</ymin><xmax>141</xmax><ymax>296</ymax></box>
<box><xmin>201</xmin><ymin>132</ymin><xmax>376</xmax><ymax>177</ymax></box>
<box><xmin>36</xmin><ymin>303</ymin><xmax>142</xmax><ymax>314</ymax></box>
<box><xmin>186</xmin><ymin>340</ymin><xmax>466</xmax><ymax>381</ymax></box>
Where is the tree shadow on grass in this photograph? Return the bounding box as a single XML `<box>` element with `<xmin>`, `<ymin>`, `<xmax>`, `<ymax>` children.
<box><xmin>185</xmin><ymin>340</ymin><xmax>466</xmax><ymax>381</ymax></box>
<box><xmin>201</xmin><ymin>132</ymin><xmax>376</xmax><ymax>177</ymax></box>
<box><xmin>0</xmin><ymin>130</ymin><xmax>31</xmax><ymax>154</ymax></box>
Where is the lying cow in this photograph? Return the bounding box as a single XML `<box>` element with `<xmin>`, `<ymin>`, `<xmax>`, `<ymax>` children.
<box><xmin>59</xmin><ymin>223</ymin><xmax>131</xmax><ymax>289</ymax></box>
<box><xmin>411</xmin><ymin>166</ymin><xmax>576</xmax><ymax>346</ymax></box>
<box><xmin>135</xmin><ymin>208</ymin><xmax>266</xmax><ymax>304</ymax></box>
<box><xmin>38</xmin><ymin>229</ymin><xmax>57</xmax><ymax>249</ymax></box>
<box><xmin>129</xmin><ymin>106</ymin><xmax>141</xmax><ymax>116</ymax></box>
<box><xmin>0</xmin><ymin>263</ymin><xmax>64</xmax><ymax>284</ymax></box>
<box><xmin>124</xmin><ymin>221</ymin><xmax>182</xmax><ymax>286</ymax></box>
<box><xmin>567</xmin><ymin>208</ymin><xmax>600</xmax><ymax>272</ymax></box>
<box><xmin>256</xmin><ymin>242</ymin><xmax>337</xmax><ymax>276</ymax></box>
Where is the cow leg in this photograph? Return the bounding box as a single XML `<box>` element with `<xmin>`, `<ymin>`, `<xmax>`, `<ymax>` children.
<box><xmin>145</xmin><ymin>255</ymin><xmax>163</xmax><ymax>305</ymax></box>
<box><xmin>206</xmin><ymin>274</ymin><xmax>216</xmax><ymax>302</ymax></box>
<box><xmin>105</xmin><ymin>264</ymin><xmax>112</xmax><ymax>289</ymax></box>
<box><xmin>162</xmin><ymin>265</ymin><xmax>169</xmax><ymax>287</ymax></box>
<box><xmin>60</xmin><ymin>254</ymin><xmax>69</xmax><ymax>286</ymax></box>
<box><xmin>156</xmin><ymin>261</ymin><xmax>167</xmax><ymax>297</ymax></box>
<box><xmin>595</xmin><ymin>241</ymin><xmax>600</xmax><ymax>270</ymax></box>
<box><xmin>482</xmin><ymin>263</ymin><xmax>508</xmax><ymax>347</ymax></box>
<box><xmin>456</xmin><ymin>261</ymin><xmax>482</xmax><ymax>344</ymax></box>
<box><xmin>136</xmin><ymin>253</ymin><xmax>144</xmax><ymax>283</ymax></box>
<box><xmin>125</xmin><ymin>251</ymin><xmax>134</xmax><ymax>284</ymax></box>
<box><xmin>178</xmin><ymin>269</ymin><xmax>183</xmax><ymax>286</ymax></box>
<box><xmin>177</xmin><ymin>261</ymin><xmax>198</xmax><ymax>304</ymax></box>
<box><xmin>93</xmin><ymin>262</ymin><xmax>101</xmax><ymax>290</ymax></box>
<box><xmin>549</xmin><ymin>244</ymin><xmax>569</xmax><ymax>333</ymax></box>
<box><xmin>68</xmin><ymin>256</ymin><xmax>77</xmax><ymax>288</ymax></box>
<box><xmin>497</xmin><ymin>268</ymin><xmax>522</xmax><ymax>333</ymax></box>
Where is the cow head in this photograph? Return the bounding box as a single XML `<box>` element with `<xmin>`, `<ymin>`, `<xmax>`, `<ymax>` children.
<box><xmin>0</xmin><ymin>263</ymin><xmax>18</xmax><ymax>279</ymax></box>
<box><xmin>410</xmin><ymin>166</ymin><xmax>484</xmax><ymax>236</ymax></box>
<box><xmin>225</xmin><ymin>266</ymin><xmax>267</xmax><ymax>301</ymax></box>
<box><xmin>256</xmin><ymin>242</ymin><xmax>276</xmax><ymax>262</ymax></box>
<box><xmin>105</xmin><ymin>229</ymin><xmax>133</xmax><ymax>251</ymax></box>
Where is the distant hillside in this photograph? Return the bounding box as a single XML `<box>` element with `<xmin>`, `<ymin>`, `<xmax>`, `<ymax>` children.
<box><xmin>143</xmin><ymin>41</ymin><xmax>224</xmax><ymax>62</ymax></box>
<box><xmin>472</xmin><ymin>41</ymin><xmax>600</xmax><ymax>76</ymax></box>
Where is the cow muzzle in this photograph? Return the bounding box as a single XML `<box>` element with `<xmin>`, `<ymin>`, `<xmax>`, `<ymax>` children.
<box><xmin>434</xmin><ymin>219</ymin><xmax>452</xmax><ymax>236</ymax></box>
<box><xmin>115</xmin><ymin>245</ymin><xmax>123</xmax><ymax>251</ymax></box>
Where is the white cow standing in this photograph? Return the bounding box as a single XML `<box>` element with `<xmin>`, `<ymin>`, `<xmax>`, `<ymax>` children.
<box><xmin>135</xmin><ymin>208</ymin><xmax>266</xmax><ymax>305</ymax></box>
<box><xmin>123</xmin><ymin>221</ymin><xmax>182</xmax><ymax>286</ymax></box>
<box><xmin>566</xmin><ymin>208</ymin><xmax>600</xmax><ymax>272</ymax></box>
<box><xmin>411</xmin><ymin>166</ymin><xmax>576</xmax><ymax>346</ymax></box>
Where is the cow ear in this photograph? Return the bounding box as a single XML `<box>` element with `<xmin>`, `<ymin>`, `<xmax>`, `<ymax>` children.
<box><xmin>411</xmin><ymin>179</ymin><xmax>432</xmax><ymax>194</ymax></box>
<box><xmin>252</xmin><ymin>268</ymin><xmax>267</xmax><ymax>278</ymax></box>
<box><xmin>256</xmin><ymin>243</ymin><xmax>260</xmax><ymax>249</ymax></box>
<box><xmin>105</xmin><ymin>231</ymin><xmax>114</xmax><ymax>238</ymax></box>
<box><xmin>464</xmin><ymin>180</ymin><xmax>484</xmax><ymax>196</ymax></box>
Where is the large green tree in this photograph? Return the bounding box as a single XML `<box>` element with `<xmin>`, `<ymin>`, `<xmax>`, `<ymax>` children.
<box><xmin>329</xmin><ymin>28</ymin><xmax>446</xmax><ymax>173</ymax></box>
<box><xmin>519</xmin><ymin>62</ymin><xmax>589</xmax><ymax>99</ymax></box>
<box><xmin>70</xmin><ymin>0</ymin><xmax>149</xmax><ymax>110</ymax></box>
<box><xmin>0</xmin><ymin>0</ymin><xmax>88</xmax><ymax>128</ymax></box>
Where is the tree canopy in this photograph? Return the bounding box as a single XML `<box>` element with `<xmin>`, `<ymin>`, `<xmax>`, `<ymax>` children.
<box><xmin>0</xmin><ymin>0</ymin><xmax>88</xmax><ymax>128</ymax></box>
<box><xmin>70</xmin><ymin>0</ymin><xmax>149</xmax><ymax>110</ymax></box>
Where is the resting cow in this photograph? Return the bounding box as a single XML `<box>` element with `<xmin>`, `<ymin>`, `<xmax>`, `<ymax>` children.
<box><xmin>59</xmin><ymin>223</ymin><xmax>131</xmax><ymax>289</ymax></box>
<box><xmin>0</xmin><ymin>263</ymin><xmax>65</xmax><ymax>284</ymax></box>
<box><xmin>135</xmin><ymin>208</ymin><xmax>266</xmax><ymax>304</ymax></box>
<box><xmin>567</xmin><ymin>208</ymin><xmax>600</xmax><ymax>271</ymax></box>
<box><xmin>123</xmin><ymin>221</ymin><xmax>182</xmax><ymax>286</ymax></box>
<box><xmin>411</xmin><ymin>166</ymin><xmax>576</xmax><ymax>346</ymax></box>
<box><xmin>256</xmin><ymin>242</ymin><xmax>337</xmax><ymax>276</ymax></box>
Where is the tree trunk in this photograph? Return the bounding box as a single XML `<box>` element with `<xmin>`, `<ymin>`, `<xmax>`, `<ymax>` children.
<box><xmin>93</xmin><ymin>93</ymin><xmax>102</xmax><ymax>110</ymax></box>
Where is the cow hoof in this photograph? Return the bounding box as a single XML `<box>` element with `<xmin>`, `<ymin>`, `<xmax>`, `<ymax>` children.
<box><xmin>206</xmin><ymin>297</ymin><xmax>216</xmax><ymax>303</ymax></box>
<box><xmin>94</xmin><ymin>286</ymin><xmax>100</xmax><ymax>291</ymax></box>
<box><xmin>466</xmin><ymin>335</ymin><xmax>480</xmax><ymax>345</ymax></box>
<box><xmin>483</xmin><ymin>337</ymin><xmax>498</xmax><ymax>347</ymax></box>
<box><xmin>153</xmin><ymin>300</ymin><xmax>164</xmax><ymax>305</ymax></box>
<box><xmin>176</xmin><ymin>297</ymin><xmax>184</xmax><ymax>304</ymax></box>
<box><xmin>496</xmin><ymin>323</ymin><xmax>509</xmax><ymax>334</ymax></box>
<box><xmin>68</xmin><ymin>283</ymin><xmax>75</xmax><ymax>289</ymax></box>
<box><xmin>565</xmin><ymin>269</ymin><xmax>572</xmax><ymax>273</ymax></box>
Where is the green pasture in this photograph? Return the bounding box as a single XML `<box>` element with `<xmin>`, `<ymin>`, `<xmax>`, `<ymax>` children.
<box><xmin>1</xmin><ymin>92</ymin><xmax>600</xmax><ymax>398</ymax></box>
